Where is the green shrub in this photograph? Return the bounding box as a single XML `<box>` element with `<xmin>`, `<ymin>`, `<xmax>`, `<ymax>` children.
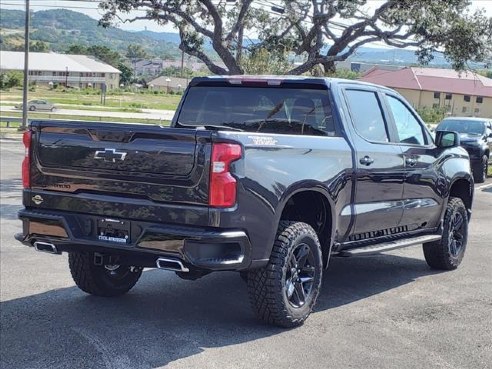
<box><xmin>128</xmin><ymin>102</ymin><xmax>149</xmax><ymax>109</ymax></box>
<box><xmin>416</xmin><ymin>106</ymin><xmax>447</xmax><ymax>124</ymax></box>
<box><xmin>4</xmin><ymin>71</ymin><xmax>23</xmax><ymax>88</ymax></box>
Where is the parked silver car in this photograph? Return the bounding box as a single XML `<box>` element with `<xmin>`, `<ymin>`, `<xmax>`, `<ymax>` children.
<box><xmin>15</xmin><ymin>100</ymin><xmax>56</xmax><ymax>112</ymax></box>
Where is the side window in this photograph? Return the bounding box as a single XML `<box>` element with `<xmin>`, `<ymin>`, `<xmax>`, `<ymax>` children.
<box><xmin>386</xmin><ymin>95</ymin><xmax>426</xmax><ymax>145</ymax></box>
<box><xmin>345</xmin><ymin>90</ymin><xmax>389</xmax><ymax>142</ymax></box>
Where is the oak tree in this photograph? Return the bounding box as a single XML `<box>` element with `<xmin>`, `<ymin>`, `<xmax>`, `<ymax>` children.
<box><xmin>99</xmin><ymin>0</ymin><xmax>492</xmax><ymax>75</ymax></box>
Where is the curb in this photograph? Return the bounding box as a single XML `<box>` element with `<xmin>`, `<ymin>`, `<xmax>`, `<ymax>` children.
<box><xmin>476</xmin><ymin>182</ymin><xmax>492</xmax><ymax>191</ymax></box>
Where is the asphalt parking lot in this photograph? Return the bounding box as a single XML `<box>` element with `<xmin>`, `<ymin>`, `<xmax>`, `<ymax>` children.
<box><xmin>1</xmin><ymin>138</ymin><xmax>491</xmax><ymax>369</ymax></box>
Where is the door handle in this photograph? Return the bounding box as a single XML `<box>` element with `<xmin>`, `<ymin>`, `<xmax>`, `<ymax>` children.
<box><xmin>359</xmin><ymin>156</ymin><xmax>374</xmax><ymax>166</ymax></box>
<box><xmin>405</xmin><ymin>157</ymin><xmax>417</xmax><ymax>167</ymax></box>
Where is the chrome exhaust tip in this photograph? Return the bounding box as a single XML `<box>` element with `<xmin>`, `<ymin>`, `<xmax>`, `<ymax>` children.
<box><xmin>33</xmin><ymin>241</ymin><xmax>61</xmax><ymax>255</ymax></box>
<box><xmin>156</xmin><ymin>257</ymin><xmax>189</xmax><ymax>272</ymax></box>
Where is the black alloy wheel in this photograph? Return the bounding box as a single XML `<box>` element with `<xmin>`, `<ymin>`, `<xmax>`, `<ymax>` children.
<box><xmin>248</xmin><ymin>221</ymin><xmax>323</xmax><ymax>327</ymax></box>
<box><xmin>447</xmin><ymin>209</ymin><xmax>466</xmax><ymax>257</ymax></box>
<box><xmin>285</xmin><ymin>243</ymin><xmax>316</xmax><ymax>308</ymax></box>
<box><xmin>423</xmin><ymin>197</ymin><xmax>468</xmax><ymax>270</ymax></box>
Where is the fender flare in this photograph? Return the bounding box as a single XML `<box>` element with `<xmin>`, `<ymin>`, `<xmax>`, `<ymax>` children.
<box><xmin>269</xmin><ymin>180</ymin><xmax>338</xmax><ymax>266</ymax></box>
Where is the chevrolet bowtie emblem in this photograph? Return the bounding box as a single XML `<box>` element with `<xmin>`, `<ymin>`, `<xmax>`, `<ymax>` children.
<box><xmin>94</xmin><ymin>148</ymin><xmax>127</xmax><ymax>162</ymax></box>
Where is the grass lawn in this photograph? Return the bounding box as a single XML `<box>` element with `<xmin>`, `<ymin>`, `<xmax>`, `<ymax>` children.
<box><xmin>1</xmin><ymin>87</ymin><xmax>182</xmax><ymax>111</ymax></box>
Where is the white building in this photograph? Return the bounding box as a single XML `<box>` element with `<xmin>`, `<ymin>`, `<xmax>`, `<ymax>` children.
<box><xmin>134</xmin><ymin>58</ymin><xmax>164</xmax><ymax>76</ymax></box>
<box><xmin>148</xmin><ymin>76</ymin><xmax>189</xmax><ymax>92</ymax></box>
<box><xmin>0</xmin><ymin>51</ymin><xmax>121</xmax><ymax>89</ymax></box>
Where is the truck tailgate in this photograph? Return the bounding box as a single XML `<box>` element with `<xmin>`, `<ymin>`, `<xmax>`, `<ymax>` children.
<box><xmin>30</xmin><ymin>121</ymin><xmax>212</xmax><ymax>206</ymax></box>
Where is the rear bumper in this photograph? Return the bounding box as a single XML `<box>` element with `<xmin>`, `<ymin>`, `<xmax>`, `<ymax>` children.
<box><xmin>17</xmin><ymin>208</ymin><xmax>255</xmax><ymax>272</ymax></box>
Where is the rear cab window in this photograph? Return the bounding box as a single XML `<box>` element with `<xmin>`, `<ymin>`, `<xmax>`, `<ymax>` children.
<box><xmin>176</xmin><ymin>86</ymin><xmax>336</xmax><ymax>136</ymax></box>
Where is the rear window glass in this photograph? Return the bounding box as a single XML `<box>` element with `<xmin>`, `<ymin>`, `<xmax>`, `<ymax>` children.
<box><xmin>177</xmin><ymin>86</ymin><xmax>336</xmax><ymax>136</ymax></box>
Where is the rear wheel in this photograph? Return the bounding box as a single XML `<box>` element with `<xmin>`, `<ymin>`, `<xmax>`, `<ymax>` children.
<box><xmin>423</xmin><ymin>197</ymin><xmax>468</xmax><ymax>270</ymax></box>
<box><xmin>29</xmin><ymin>105</ymin><xmax>36</xmax><ymax>111</ymax></box>
<box><xmin>473</xmin><ymin>155</ymin><xmax>488</xmax><ymax>183</ymax></box>
<box><xmin>68</xmin><ymin>252</ymin><xmax>142</xmax><ymax>297</ymax></box>
<box><xmin>247</xmin><ymin>221</ymin><xmax>323</xmax><ymax>327</ymax></box>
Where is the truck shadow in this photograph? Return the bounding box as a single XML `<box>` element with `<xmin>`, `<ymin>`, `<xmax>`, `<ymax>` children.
<box><xmin>0</xmin><ymin>253</ymin><xmax>441</xmax><ymax>369</ymax></box>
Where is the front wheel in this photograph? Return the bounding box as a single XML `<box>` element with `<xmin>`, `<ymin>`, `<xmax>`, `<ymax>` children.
<box><xmin>247</xmin><ymin>221</ymin><xmax>323</xmax><ymax>327</ymax></box>
<box><xmin>473</xmin><ymin>155</ymin><xmax>488</xmax><ymax>184</ymax></box>
<box><xmin>423</xmin><ymin>197</ymin><xmax>468</xmax><ymax>270</ymax></box>
<box><xmin>69</xmin><ymin>252</ymin><xmax>142</xmax><ymax>297</ymax></box>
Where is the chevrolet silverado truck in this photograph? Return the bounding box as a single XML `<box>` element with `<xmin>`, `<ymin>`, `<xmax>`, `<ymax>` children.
<box><xmin>16</xmin><ymin>76</ymin><xmax>474</xmax><ymax>327</ymax></box>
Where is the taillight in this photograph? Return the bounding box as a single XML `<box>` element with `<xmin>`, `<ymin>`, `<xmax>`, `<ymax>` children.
<box><xmin>209</xmin><ymin>143</ymin><xmax>242</xmax><ymax>207</ymax></box>
<box><xmin>22</xmin><ymin>130</ymin><xmax>32</xmax><ymax>188</ymax></box>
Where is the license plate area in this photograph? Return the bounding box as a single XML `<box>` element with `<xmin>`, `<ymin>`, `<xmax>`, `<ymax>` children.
<box><xmin>97</xmin><ymin>218</ymin><xmax>130</xmax><ymax>244</ymax></box>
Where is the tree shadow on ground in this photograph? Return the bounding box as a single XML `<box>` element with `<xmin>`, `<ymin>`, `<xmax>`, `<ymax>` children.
<box><xmin>0</xmin><ymin>253</ymin><xmax>442</xmax><ymax>369</ymax></box>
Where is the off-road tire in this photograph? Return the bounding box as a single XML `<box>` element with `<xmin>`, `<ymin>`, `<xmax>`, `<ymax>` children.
<box><xmin>423</xmin><ymin>197</ymin><xmax>468</xmax><ymax>270</ymax></box>
<box><xmin>473</xmin><ymin>155</ymin><xmax>488</xmax><ymax>184</ymax></box>
<box><xmin>247</xmin><ymin>221</ymin><xmax>323</xmax><ymax>328</ymax></box>
<box><xmin>69</xmin><ymin>252</ymin><xmax>142</xmax><ymax>297</ymax></box>
<box><xmin>239</xmin><ymin>271</ymin><xmax>248</xmax><ymax>283</ymax></box>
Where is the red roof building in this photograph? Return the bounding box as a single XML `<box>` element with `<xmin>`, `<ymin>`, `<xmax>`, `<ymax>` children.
<box><xmin>360</xmin><ymin>67</ymin><xmax>492</xmax><ymax>118</ymax></box>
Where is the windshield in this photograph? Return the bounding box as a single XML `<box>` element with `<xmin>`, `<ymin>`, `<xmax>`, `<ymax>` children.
<box><xmin>437</xmin><ymin>119</ymin><xmax>485</xmax><ymax>135</ymax></box>
<box><xmin>177</xmin><ymin>86</ymin><xmax>335</xmax><ymax>136</ymax></box>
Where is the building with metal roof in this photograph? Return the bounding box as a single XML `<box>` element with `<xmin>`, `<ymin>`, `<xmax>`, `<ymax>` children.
<box><xmin>0</xmin><ymin>51</ymin><xmax>121</xmax><ymax>90</ymax></box>
<box><xmin>360</xmin><ymin>67</ymin><xmax>492</xmax><ymax>118</ymax></box>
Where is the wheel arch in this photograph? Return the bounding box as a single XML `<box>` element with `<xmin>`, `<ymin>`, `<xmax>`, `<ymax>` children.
<box><xmin>274</xmin><ymin>182</ymin><xmax>336</xmax><ymax>267</ymax></box>
<box><xmin>448</xmin><ymin>176</ymin><xmax>474</xmax><ymax>221</ymax></box>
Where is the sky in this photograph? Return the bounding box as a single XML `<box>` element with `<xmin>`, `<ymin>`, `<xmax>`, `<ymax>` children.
<box><xmin>1</xmin><ymin>0</ymin><xmax>492</xmax><ymax>35</ymax></box>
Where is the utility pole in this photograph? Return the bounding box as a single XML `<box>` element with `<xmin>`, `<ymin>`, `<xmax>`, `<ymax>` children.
<box><xmin>180</xmin><ymin>49</ymin><xmax>184</xmax><ymax>78</ymax></box>
<box><xmin>21</xmin><ymin>0</ymin><xmax>30</xmax><ymax>130</ymax></box>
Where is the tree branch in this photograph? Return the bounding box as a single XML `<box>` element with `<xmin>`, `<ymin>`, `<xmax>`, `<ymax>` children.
<box><xmin>226</xmin><ymin>0</ymin><xmax>254</xmax><ymax>42</ymax></box>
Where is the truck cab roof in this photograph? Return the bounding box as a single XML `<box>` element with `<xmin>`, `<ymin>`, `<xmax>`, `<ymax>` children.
<box><xmin>189</xmin><ymin>75</ymin><xmax>395</xmax><ymax>93</ymax></box>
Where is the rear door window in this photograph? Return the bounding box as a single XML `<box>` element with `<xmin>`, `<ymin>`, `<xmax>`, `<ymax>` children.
<box><xmin>344</xmin><ymin>90</ymin><xmax>389</xmax><ymax>143</ymax></box>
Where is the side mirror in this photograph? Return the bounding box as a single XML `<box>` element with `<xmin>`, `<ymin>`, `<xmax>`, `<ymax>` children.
<box><xmin>436</xmin><ymin>131</ymin><xmax>460</xmax><ymax>148</ymax></box>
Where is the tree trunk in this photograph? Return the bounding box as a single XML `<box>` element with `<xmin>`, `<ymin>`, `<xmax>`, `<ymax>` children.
<box><xmin>322</xmin><ymin>60</ymin><xmax>336</xmax><ymax>75</ymax></box>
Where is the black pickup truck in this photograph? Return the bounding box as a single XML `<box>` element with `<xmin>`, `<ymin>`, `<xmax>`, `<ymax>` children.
<box><xmin>16</xmin><ymin>76</ymin><xmax>474</xmax><ymax>327</ymax></box>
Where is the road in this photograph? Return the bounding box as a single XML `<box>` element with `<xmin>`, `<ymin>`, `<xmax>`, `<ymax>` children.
<box><xmin>1</xmin><ymin>138</ymin><xmax>491</xmax><ymax>369</ymax></box>
<box><xmin>0</xmin><ymin>106</ymin><xmax>175</xmax><ymax>121</ymax></box>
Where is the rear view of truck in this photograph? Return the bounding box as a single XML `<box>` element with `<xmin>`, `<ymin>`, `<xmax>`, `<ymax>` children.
<box><xmin>16</xmin><ymin>76</ymin><xmax>355</xmax><ymax>327</ymax></box>
<box><xmin>17</xmin><ymin>118</ymin><xmax>253</xmax><ymax>283</ymax></box>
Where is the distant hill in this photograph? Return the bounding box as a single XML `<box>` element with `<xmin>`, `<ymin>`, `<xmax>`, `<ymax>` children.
<box><xmin>135</xmin><ymin>30</ymin><xmax>182</xmax><ymax>45</ymax></box>
<box><xmin>351</xmin><ymin>46</ymin><xmax>450</xmax><ymax>67</ymax></box>
<box><xmin>0</xmin><ymin>9</ymin><xmax>181</xmax><ymax>59</ymax></box>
